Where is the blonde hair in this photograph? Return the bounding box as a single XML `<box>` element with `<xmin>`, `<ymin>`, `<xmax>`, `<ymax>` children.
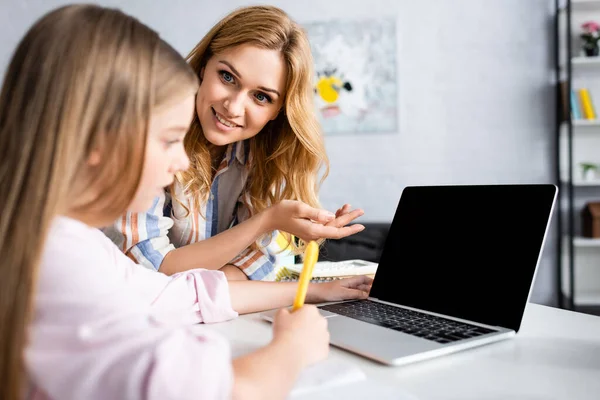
<box><xmin>0</xmin><ymin>5</ymin><xmax>198</xmax><ymax>399</ymax></box>
<box><xmin>180</xmin><ymin>5</ymin><xmax>329</xmax><ymax>253</ymax></box>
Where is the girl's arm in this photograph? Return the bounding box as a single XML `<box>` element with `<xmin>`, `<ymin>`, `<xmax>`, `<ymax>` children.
<box><xmin>228</xmin><ymin>275</ymin><xmax>372</xmax><ymax>314</ymax></box>
<box><xmin>160</xmin><ymin>200</ymin><xmax>365</xmax><ymax>275</ymax></box>
<box><xmin>116</xmin><ymin>230</ymin><xmax>371</xmax><ymax>318</ymax></box>
<box><xmin>232</xmin><ymin>306</ymin><xmax>330</xmax><ymax>400</ymax></box>
<box><xmin>32</xmin><ymin>236</ymin><xmax>330</xmax><ymax>400</ymax></box>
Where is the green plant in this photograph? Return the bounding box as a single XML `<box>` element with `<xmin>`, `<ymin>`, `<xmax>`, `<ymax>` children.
<box><xmin>580</xmin><ymin>162</ymin><xmax>598</xmax><ymax>177</ymax></box>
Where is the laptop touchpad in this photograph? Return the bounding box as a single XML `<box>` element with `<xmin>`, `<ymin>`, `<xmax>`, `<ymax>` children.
<box><xmin>327</xmin><ymin>315</ymin><xmax>437</xmax><ymax>360</ymax></box>
<box><xmin>319</xmin><ymin>309</ymin><xmax>338</xmax><ymax>318</ymax></box>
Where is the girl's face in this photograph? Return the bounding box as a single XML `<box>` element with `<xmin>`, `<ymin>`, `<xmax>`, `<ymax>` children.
<box><xmin>128</xmin><ymin>94</ymin><xmax>195</xmax><ymax>212</ymax></box>
<box><xmin>196</xmin><ymin>44</ymin><xmax>288</xmax><ymax>146</ymax></box>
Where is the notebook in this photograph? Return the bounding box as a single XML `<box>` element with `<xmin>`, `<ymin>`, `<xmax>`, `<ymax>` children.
<box><xmin>275</xmin><ymin>259</ymin><xmax>378</xmax><ymax>282</ymax></box>
<box><xmin>289</xmin><ymin>359</ymin><xmax>366</xmax><ymax>397</ymax></box>
<box><xmin>289</xmin><ymin>359</ymin><xmax>417</xmax><ymax>399</ymax></box>
<box><xmin>291</xmin><ymin>379</ymin><xmax>418</xmax><ymax>400</ymax></box>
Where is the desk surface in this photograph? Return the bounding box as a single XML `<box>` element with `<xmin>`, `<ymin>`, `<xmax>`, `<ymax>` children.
<box><xmin>207</xmin><ymin>303</ymin><xmax>600</xmax><ymax>399</ymax></box>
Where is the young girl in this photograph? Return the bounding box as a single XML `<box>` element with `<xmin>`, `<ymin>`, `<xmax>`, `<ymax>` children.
<box><xmin>103</xmin><ymin>5</ymin><xmax>365</xmax><ymax>281</ymax></box>
<box><xmin>0</xmin><ymin>5</ymin><xmax>372</xmax><ymax>400</ymax></box>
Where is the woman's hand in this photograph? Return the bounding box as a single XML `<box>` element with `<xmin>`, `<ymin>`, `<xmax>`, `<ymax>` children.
<box><xmin>306</xmin><ymin>275</ymin><xmax>373</xmax><ymax>304</ymax></box>
<box><xmin>262</xmin><ymin>200</ymin><xmax>365</xmax><ymax>242</ymax></box>
<box><xmin>325</xmin><ymin>203</ymin><xmax>363</xmax><ymax>230</ymax></box>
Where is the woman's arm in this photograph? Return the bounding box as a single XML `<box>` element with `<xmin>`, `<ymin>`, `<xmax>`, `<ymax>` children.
<box><xmin>160</xmin><ymin>200</ymin><xmax>365</xmax><ymax>275</ymax></box>
<box><xmin>160</xmin><ymin>208</ymin><xmax>274</xmax><ymax>274</ymax></box>
<box><xmin>102</xmin><ymin>193</ymin><xmax>176</xmax><ymax>271</ymax></box>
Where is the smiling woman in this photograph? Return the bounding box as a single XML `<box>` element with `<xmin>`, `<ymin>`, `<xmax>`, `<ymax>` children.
<box><xmin>103</xmin><ymin>5</ymin><xmax>366</xmax><ymax>282</ymax></box>
<box><xmin>197</xmin><ymin>44</ymin><xmax>286</xmax><ymax>148</ymax></box>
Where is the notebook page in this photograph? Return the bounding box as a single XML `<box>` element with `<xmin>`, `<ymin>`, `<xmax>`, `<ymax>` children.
<box><xmin>290</xmin><ymin>378</ymin><xmax>418</xmax><ymax>400</ymax></box>
<box><xmin>287</xmin><ymin>260</ymin><xmax>378</xmax><ymax>278</ymax></box>
<box><xmin>288</xmin><ymin>359</ymin><xmax>367</xmax><ymax>398</ymax></box>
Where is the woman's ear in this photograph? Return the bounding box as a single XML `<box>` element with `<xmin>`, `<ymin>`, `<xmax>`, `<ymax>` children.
<box><xmin>199</xmin><ymin>67</ymin><xmax>205</xmax><ymax>82</ymax></box>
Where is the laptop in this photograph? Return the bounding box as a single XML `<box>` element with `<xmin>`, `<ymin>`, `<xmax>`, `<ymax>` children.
<box><xmin>261</xmin><ymin>184</ymin><xmax>558</xmax><ymax>366</ymax></box>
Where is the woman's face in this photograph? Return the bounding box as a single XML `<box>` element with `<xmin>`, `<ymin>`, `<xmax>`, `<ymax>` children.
<box><xmin>128</xmin><ymin>94</ymin><xmax>195</xmax><ymax>212</ymax></box>
<box><xmin>196</xmin><ymin>44</ymin><xmax>288</xmax><ymax>146</ymax></box>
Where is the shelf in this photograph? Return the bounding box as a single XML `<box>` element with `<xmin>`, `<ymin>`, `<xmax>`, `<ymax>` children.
<box><xmin>560</xmin><ymin>56</ymin><xmax>600</xmax><ymax>70</ymax></box>
<box><xmin>561</xmin><ymin>120</ymin><xmax>600</xmax><ymax>129</ymax></box>
<box><xmin>575</xmin><ymin>292</ymin><xmax>600</xmax><ymax>306</ymax></box>
<box><xmin>573</xmin><ymin>236</ymin><xmax>600</xmax><ymax>246</ymax></box>
<box><xmin>572</xmin><ymin>56</ymin><xmax>600</xmax><ymax>65</ymax></box>
<box><xmin>575</xmin><ymin>179</ymin><xmax>600</xmax><ymax>185</ymax></box>
<box><xmin>560</xmin><ymin>0</ymin><xmax>600</xmax><ymax>12</ymax></box>
<box><xmin>572</xmin><ymin>119</ymin><xmax>600</xmax><ymax>126</ymax></box>
<box><xmin>562</xmin><ymin>179</ymin><xmax>600</xmax><ymax>186</ymax></box>
<box><xmin>556</xmin><ymin>2</ymin><xmax>600</xmax><ymax>311</ymax></box>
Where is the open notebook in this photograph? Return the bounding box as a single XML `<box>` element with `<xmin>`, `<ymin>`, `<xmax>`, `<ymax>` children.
<box><xmin>275</xmin><ymin>259</ymin><xmax>378</xmax><ymax>282</ymax></box>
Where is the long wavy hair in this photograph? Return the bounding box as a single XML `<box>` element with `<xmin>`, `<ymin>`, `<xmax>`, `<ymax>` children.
<box><xmin>0</xmin><ymin>5</ymin><xmax>198</xmax><ymax>399</ymax></box>
<box><xmin>179</xmin><ymin>5</ymin><xmax>329</xmax><ymax>253</ymax></box>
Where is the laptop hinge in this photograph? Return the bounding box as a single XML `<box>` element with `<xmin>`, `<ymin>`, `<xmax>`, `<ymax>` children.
<box><xmin>366</xmin><ymin>297</ymin><xmax>507</xmax><ymax>331</ymax></box>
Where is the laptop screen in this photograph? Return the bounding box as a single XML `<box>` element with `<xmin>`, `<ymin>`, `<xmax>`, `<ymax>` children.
<box><xmin>369</xmin><ymin>184</ymin><xmax>557</xmax><ymax>332</ymax></box>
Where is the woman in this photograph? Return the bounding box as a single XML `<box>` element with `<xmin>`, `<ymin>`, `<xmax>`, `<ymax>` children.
<box><xmin>0</xmin><ymin>5</ymin><xmax>371</xmax><ymax>399</ymax></box>
<box><xmin>104</xmin><ymin>5</ymin><xmax>365</xmax><ymax>280</ymax></box>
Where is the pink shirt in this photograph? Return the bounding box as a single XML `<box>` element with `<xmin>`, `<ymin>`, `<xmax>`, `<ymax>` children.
<box><xmin>25</xmin><ymin>216</ymin><xmax>238</xmax><ymax>400</ymax></box>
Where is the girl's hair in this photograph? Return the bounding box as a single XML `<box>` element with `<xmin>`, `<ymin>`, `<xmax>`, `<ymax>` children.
<box><xmin>0</xmin><ymin>5</ymin><xmax>198</xmax><ymax>399</ymax></box>
<box><xmin>181</xmin><ymin>5</ymin><xmax>329</xmax><ymax>253</ymax></box>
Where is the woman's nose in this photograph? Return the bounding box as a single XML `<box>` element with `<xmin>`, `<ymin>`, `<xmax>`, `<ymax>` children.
<box><xmin>223</xmin><ymin>92</ymin><xmax>244</xmax><ymax>117</ymax></box>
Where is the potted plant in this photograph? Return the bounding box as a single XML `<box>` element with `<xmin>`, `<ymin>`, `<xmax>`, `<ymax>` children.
<box><xmin>581</xmin><ymin>21</ymin><xmax>600</xmax><ymax>57</ymax></box>
<box><xmin>580</xmin><ymin>162</ymin><xmax>598</xmax><ymax>181</ymax></box>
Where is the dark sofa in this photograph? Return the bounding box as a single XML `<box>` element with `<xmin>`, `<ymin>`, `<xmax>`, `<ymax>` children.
<box><xmin>308</xmin><ymin>222</ymin><xmax>391</xmax><ymax>263</ymax></box>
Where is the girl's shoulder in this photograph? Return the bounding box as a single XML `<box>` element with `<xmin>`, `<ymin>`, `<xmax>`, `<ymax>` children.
<box><xmin>38</xmin><ymin>217</ymin><xmax>123</xmax><ymax>295</ymax></box>
<box><xmin>44</xmin><ymin>216</ymin><xmax>116</xmax><ymax>263</ymax></box>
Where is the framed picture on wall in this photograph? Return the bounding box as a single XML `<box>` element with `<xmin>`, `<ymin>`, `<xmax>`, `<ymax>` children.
<box><xmin>303</xmin><ymin>17</ymin><xmax>398</xmax><ymax>135</ymax></box>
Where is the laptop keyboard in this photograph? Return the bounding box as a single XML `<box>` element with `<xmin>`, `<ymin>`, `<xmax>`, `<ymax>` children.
<box><xmin>319</xmin><ymin>300</ymin><xmax>497</xmax><ymax>344</ymax></box>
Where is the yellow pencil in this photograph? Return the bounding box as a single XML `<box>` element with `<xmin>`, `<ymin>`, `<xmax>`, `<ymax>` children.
<box><xmin>292</xmin><ymin>241</ymin><xmax>319</xmax><ymax>311</ymax></box>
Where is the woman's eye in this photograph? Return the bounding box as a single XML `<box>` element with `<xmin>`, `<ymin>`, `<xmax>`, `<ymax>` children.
<box><xmin>163</xmin><ymin>139</ymin><xmax>180</xmax><ymax>148</ymax></box>
<box><xmin>255</xmin><ymin>92</ymin><xmax>272</xmax><ymax>103</ymax></box>
<box><xmin>220</xmin><ymin>71</ymin><xmax>234</xmax><ymax>83</ymax></box>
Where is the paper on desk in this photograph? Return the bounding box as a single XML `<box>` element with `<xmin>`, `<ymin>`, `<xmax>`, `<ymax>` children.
<box><xmin>288</xmin><ymin>359</ymin><xmax>418</xmax><ymax>400</ymax></box>
<box><xmin>288</xmin><ymin>359</ymin><xmax>366</xmax><ymax>397</ymax></box>
<box><xmin>291</xmin><ymin>378</ymin><xmax>418</xmax><ymax>400</ymax></box>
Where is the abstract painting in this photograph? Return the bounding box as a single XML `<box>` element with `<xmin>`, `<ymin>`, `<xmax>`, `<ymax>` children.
<box><xmin>303</xmin><ymin>17</ymin><xmax>397</xmax><ymax>134</ymax></box>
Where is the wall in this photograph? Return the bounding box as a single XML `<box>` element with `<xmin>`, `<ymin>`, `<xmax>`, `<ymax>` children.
<box><xmin>0</xmin><ymin>0</ymin><xmax>558</xmax><ymax>304</ymax></box>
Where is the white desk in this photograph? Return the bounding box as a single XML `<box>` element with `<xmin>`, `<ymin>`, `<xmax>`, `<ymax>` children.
<box><xmin>207</xmin><ymin>303</ymin><xmax>600</xmax><ymax>399</ymax></box>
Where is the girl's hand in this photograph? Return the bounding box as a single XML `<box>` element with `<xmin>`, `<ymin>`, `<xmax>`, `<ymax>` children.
<box><xmin>306</xmin><ymin>275</ymin><xmax>373</xmax><ymax>304</ymax></box>
<box><xmin>271</xmin><ymin>305</ymin><xmax>330</xmax><ymax>369</ymax></box>
<box><xmin>263</xmin><ymin>200</ymin><xmax>365</xmax><ymax>242</ymax></box>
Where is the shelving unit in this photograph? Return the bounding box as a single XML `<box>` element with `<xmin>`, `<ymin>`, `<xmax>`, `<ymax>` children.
<box><xmin>572</xmin><ymin>119</ymin><xmax>600</xmax><ymax>125</ymax></box>
<box><xmin>556</xmin><ymin>0</ymin><xmax>600</xmax><ymax>312</ymax></box>
<box><xmin>573</xmin><ymin>236</ymin><xmax>600</xmax><ymax>246</ymax></box>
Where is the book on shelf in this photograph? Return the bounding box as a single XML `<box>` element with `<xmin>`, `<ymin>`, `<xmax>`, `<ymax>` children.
<box><xmin>571</xmin><ymin>87</ymin><xmax>597</xmax><ymax>121</ymax></box>
<box><xmin>580</xmin><ymin>88</ymin><xmax>596</xmax><ymax>119</ymax></box>
<box><xmin>571</xmin><ymin>88</ymin><xmax>582</xmax><ymax>119</ymax></box>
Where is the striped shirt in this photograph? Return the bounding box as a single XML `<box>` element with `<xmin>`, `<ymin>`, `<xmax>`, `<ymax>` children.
<box><xmin>102</xmin><ymin>140</ymin><xmax>293</xmax><ymax>281</ymax></box>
